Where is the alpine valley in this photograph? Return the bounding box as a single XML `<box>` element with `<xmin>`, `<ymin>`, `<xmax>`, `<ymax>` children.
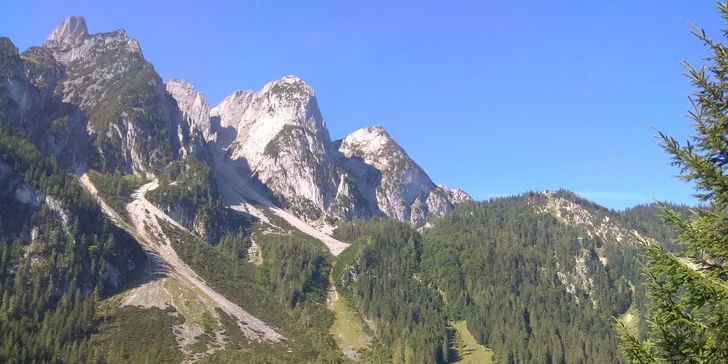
<box><xmin>0</xmin><ymin>17</ymin><xmax>690</xmax><ymax>364</ymax></box>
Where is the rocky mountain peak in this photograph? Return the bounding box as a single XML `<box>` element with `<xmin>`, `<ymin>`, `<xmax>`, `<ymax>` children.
<box><xmin>262</xmin><ymin>75</ymin><xmax>316</xmax><ymax>102</ymax></box>
<box><xmin>339</xmin><ymin>126</ymin><xmax>410</xmax><ymax>171</ymax></box>
<box><xmin>46</xmin><ymin>16</ymin><xmax>89</xmax><ymax>46</ymax></box>
<box><xmin>210</xmin><ymin>89</ymin><xmax>255</xmax><ymax>131</ymax></box>
<box><xmin>2</xmin><ymin>15</ymin><xmax>473</xmax><ymax>230</ymax></box>
<box><xmin>438</xmin><ymin>184</ymin><xmax>472</xmax><ymax>203</ymax></box>
<box><xmin>341</xmin><ymin>125</ymin><xmax>391</xmax><ymax>144</ymax></box>
<box><xmin>42</xmin><ymin>17</ymin><xmax>143</xmax><ymax>66</ymax></box>
<box><xmin>336</xmin><ymin>125</ymin><xmax>472</xmax><ymax>226</ymax></box>
<box><xmin>166</xmin><ymin>79</ymin><xmax>197</xmax><ymax>95</ymax></box>
<box><xmin>166</xmin><ymin>79</ymin><xmax>212</xmax><ymax>141</ymax></box>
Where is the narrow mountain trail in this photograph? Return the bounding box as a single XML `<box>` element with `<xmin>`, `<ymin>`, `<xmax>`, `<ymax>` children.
<box><xmin>213</xmin><ymin>155</ymin><xmax>349</xmax><ymax>256</ymax></box>
<box><xmin>79</xmin><ymin>174</ymin><xmax>284</xmax><ymax>361</ymax></box>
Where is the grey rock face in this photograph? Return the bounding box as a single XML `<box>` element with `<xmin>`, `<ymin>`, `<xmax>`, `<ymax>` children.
<box><xmin>3</xmin><ymin>16</ymin><xmax>470</xmax><ymax>229</ymax></box>
<box><xmin>32</xmin><ymin>16</ymin><xmax>184</xmax><ymax>175</ymax></box>
<box><xmin>4</xmin><ymin>15</ymin><xmax>470</xmax><ymax>228</ymax></box>
<box><xmin>0</xmin><ymin>38</ymin><xmax>35</xmax><ymax>113</ymax></box>
<box><xmin>11</xmin><ymin>183</ymin><xmax>71</xmax><ymax>231</ymax></box>
<box><xmin>210</xmin><ymin>89</ymin><xmax>255</xmax><ymax>147</ymax></box>
<box><xmin>15</xmin><ymin>184</ymin><xmax>44</xmax><ymax>208</ymax></box>
<box><xmin>181</xmin><ymin>75</ymin><xmax>470</xmax><ymax>227</ymax></box>
<box><xmin>166</xmin><ymin>79</ymin><xmax>212</xmax><ymax>142</ymax></box>
<box><xmin>439</xmin><ymin>184</ymin><xmax>472</xmax><ymax>204</ymax></box>
<box><xmin>46</xmin><ymin>16</ymin><xmax>89</xmax><ymax>46</ymax></box>
<box><xmin>210</xmin><ymin>76</ymin><xmax>343</xmax><ymax>221</ymax></box>
<box><xmin>203</xmin><ymin>76</ymin><xmax>470</xmax><ymax>227</ymax></box>
<box><xmin>338</xmin><ymin>126</ymin><xmax>470</xmax><ymax>226</ymax></box>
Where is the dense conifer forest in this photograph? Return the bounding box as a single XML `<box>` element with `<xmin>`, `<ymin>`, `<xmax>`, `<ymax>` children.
<box><xmin>0</xmin><ymin>128</ymin><xmax>147</xmax><ymax>362</ymax></box>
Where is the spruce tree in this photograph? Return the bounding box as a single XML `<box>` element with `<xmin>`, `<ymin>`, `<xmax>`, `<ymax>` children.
<box><xmin>618</xmin><ymin>2</ymin><xmax>728</xmax><ymax>362</ymax></box>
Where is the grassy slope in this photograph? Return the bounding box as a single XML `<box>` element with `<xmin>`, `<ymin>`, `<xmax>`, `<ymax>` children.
<box><xmin>328</xmin><ymin>283</ymin><xmax>371</xmax><ymax>358</ymax></box>
<box><xmin>451</xmin><ymin>321</ymin><xmax>494</xmax><ymax>364</ymax></box>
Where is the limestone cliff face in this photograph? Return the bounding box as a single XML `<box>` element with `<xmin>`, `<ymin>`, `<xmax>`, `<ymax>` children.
<box><xmin>205</xmin><ymin>79</ymin><xmax>470</xmax><ymax>226</ymax></box>
<box><xmin>337</xmin><ymin>126</ymin><xmax>471</xmax><ymax>226</ymax></box>
<box><xmin>166</xmin><ymin>79</ymin><xmax>212</xmax><ymax>140</ymax></box>
<box><xmin>165</xmin><ymin>79</ymin><xmax>211</xmax><ymax>159</ymax></box>
<box><xmin>0</xmin><ymin>36</ymin><xmax>90</xmax><ymax>171</ymax></box>
<box><xmin>35</xmin><ymin>16</ymin><xmax>191</xmax><ymax>175</ymax></box>
<box><xmin>210</xmin><ymin>76</ymin><xmax>344</xmax><ymax>221</ymax></box>
<box><xmin>46</xmin><ymin>16</ymin><xmax>90</xmax><ymax>46</ymax></box>
<box><xmin>1</xmin><ymin>16</ymin><xmax>470</xmax><ymax>228</ymax></box>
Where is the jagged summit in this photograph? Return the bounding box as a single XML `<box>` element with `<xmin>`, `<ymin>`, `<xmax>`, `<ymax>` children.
<box><xmin>46</xmin><ymin>16</ymin><xmax>89</xmax><ymax>45</ymax></box>
<box><xmin>166</xmin><ymin>79</ymin><xmax>197</xmax><ymax>93</ymax></box>
<box><xmin>166</xmin><ymin>79</ymin><xmax>208</xmax><ymax>110</ymax></box>
<box><xmin>210</xmin><ymin>75</ymin><xmax>318</xmax><ymax>130</ymax></box>
<box><xmin>260</xmin><ymin>74</ymin><xmax>316</xmax><ymax>102</ymax></box>
<box><xmin>43</xmin><ymin>16</ymin><xmax>142</xmax><ymax>62</ymax></box>
<box><xmin>438</xmin><ymin>185</ymin><xmax>472</xmax><ymax>203</ymax></box>
<box><xmin>342</xmin><ymin>125</ymin><xmax>388</xmax><ymax>139</ymax></box>
<box><xmin>279</xmin><ymin>75</ymin><xmax>304</xmax><ymax>83</ymax></box>
<box><xmin>166</xmin><ymin>79</ymin><xmax>213</xmax><ymax>142</ymax></box>
<box><xmin>341</xmin><ymin>125</ymin><xmax>392</xmax><ymax>142</ymax></box>
<box><xmin>273</xmin><ymin>75</ymin><xmax>308</xmax><ymax>86</ymax></box>
<box><xmin>24</xmin><ymin>14</ymin><xmax>472</xmax><ymax>226</ymax></box>
<box><xmin>339</xmin><ymin>125</ymin><xmax>413</xmax><ymax>170</ymax></box>
<box><xmin>22</xmin><ymin>16</ymin><xmax>164</xmax><ymax>174</ymax></box>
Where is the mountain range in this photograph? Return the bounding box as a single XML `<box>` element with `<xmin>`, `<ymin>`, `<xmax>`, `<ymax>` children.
<box><xmin>0</xmin><ymin>16</ymin><xmax>687</xmax><ymax>364</ymax></box>
<box><xmin>3</xmin><ymin>16</ymin><xmax>470</xmax><ymax>231</ymax></box>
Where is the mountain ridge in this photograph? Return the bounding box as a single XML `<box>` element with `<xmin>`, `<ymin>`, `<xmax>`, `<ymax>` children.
<box><xmin>0</xmin><ymin>15</ymin><xmax>684</xmax><ymax>364</ymax></box>
<box><xmin>5</xmin><ymin>15</ymin><xmax>471</xmax><ymax>228</ymax></box>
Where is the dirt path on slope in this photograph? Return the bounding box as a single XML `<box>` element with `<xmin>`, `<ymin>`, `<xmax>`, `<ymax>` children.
<box><xmin>126</xmin><ymin>181</ymin><xmax>284</xmax><ymax>343</ymax></box>
<box><xmin>213</xmin><ymin>157</ymin><xmax>349</xmax><ymax>256</ymax></box>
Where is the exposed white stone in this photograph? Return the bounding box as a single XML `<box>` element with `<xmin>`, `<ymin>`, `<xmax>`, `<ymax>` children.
<box><xmin>209</xmin><ymin>76</ymin><xmax>339</xmax><ymax>220</ymax></box>
<box><xmin>45</xmin><ymin>196</ymin><xmax>70</xmax><ymax>228</ymax></box>
<box><xmin>439</xmin><ymin>184</ymin><xmax>472</xmax><ymax>204</ymax></box>
<box><xmin>46</xmin><ymin>16</ymin><xmax>89</xmax><ymax>46</ymax></box>
<box><xmin>535</xmin><ymin>193</ymin><xmax>637</xmax><ymax>246</ymax></box>
<box><xmin>15</xmin><ymin>184</ymin><xmax>43</xmax><ymax>208</ymax></box>
<box><xmin>166</xmin><ymin>79</ymin><xmax>213</xmax><ymax>141</ymax></box>
<box><xmin>102</xmin><ymin>259</ymin><xmax>120</xmax><ymax>289</ymax></box>
<box><xmin>339</xmin><ymin>126</ymin><xmax>469</xmax><ymax>226</ymax></box>
<box><xmin>174</xmin><ymin>74</ymin><xmax>470</xmax><ymax>227</ymax></box>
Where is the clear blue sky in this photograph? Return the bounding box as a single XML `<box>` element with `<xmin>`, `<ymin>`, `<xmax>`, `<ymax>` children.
<box><xmin>1</xmin><ymin>0</ymin><xmax>723</xmax><ymax>210</ymax></box>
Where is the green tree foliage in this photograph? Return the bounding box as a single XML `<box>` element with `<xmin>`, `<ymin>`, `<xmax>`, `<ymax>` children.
<box><xmin>85</xmin><ymin>56</ymin><xmax>174</xmax><ymax>173</ymax></box>
<box><xmin>87</xmin><ymin>169</ymin><xmax>145</xmax><ymax>220</ymax></box>
<box><xmin>334</xmin><ymin>219</ymin><xmax>451</xmax><ymax>364</ymax></box>
<box><xmin>422</xmin><ymin>197</ymin><xmax>637</xmax><ymax>363</ymax></box>
<box><xmin>146</xmin><ymin>156</ymin><xmax>244</xmax><ymax>247</ymax></box>
<box><xmin>217</xmin><ymin>227</ymin><xmax>249</xmax><ymax>261</ymax></box>
<box><xmin>158</xmin><ymin>221</ymin><xmax>343</xmax><ymax>363</ymax></box>
<box><xmin>256</xmin><ymin>234</ymin><xmax>331</xmax><ymax>308</ymax></box>
<box><xmin>622</xmin><ymin>203</ymin><xmax>692</xmax><ymax>253</ymax></box>
<box><xmin>90</xmin><ymin>305</ymin><xmax>183</xmax><ymax>364</ymax></box>
<box><xmin>147</xmin><ymin>156</ymin><xmax>217</xmax><ymax>210</ymax></box>
<box><xmin>619</xmin><ymin>3</ymin><xmax>728</xmax><ymax>361</ymax></box>
<box><xmin>0</xmin><ymin>128</ymin><xmax>146</xmax><ymax>362</ymax></box>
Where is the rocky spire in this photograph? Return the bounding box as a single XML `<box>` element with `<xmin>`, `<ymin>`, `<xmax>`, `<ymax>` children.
<box><xmin>166</xmin><ymin>79</ymin><xmax>213</xmax><ymax>140</ymax></box>
<box><xmin>46</xmin><ymin>16</ymin><xmax>89</xmax><ymax>45</ymax></box>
